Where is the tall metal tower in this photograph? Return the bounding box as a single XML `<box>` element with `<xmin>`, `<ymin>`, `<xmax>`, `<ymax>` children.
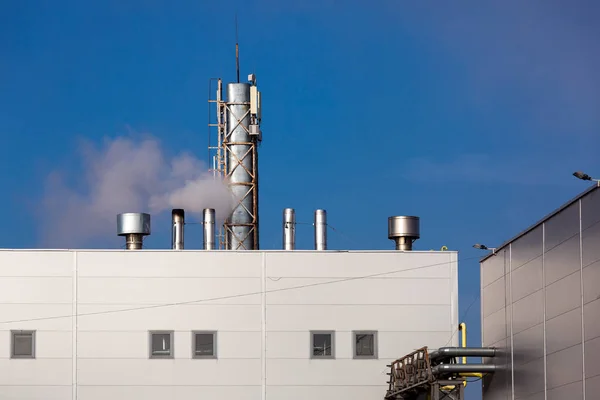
<box><xmin>208</xmin><ymin>75</ymin><xmax>262</xmax><ymax>250</ymax></box>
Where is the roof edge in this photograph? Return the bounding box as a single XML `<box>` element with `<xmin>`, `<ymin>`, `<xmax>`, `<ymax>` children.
<box><xmin>480</xmin><ymin>183</ymin><xmax>599</xmax><ymax>263</ymax></box>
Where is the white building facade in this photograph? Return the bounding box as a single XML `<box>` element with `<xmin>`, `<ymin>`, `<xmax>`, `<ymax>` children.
<box><xmin>0</xmin><ymin>249</ymin><xmax>458</xmax><ymax>400</ymax></box>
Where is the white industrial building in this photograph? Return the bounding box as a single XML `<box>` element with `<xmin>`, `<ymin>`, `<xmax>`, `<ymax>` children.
<box><xmin>0</xmin><ymin>245</ymin><xmax>458</xmax><ymax>400</ymax></box>
<box><xmin>0</xmin><ymin>72</ymin><xmax>460</xmax><ymax>400</ymax></box>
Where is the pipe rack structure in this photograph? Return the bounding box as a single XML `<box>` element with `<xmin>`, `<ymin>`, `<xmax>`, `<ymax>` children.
<box><xmin>385</xmin><ymin>345</ymin><xmax>497</xmax><ymax>400</ymax></box>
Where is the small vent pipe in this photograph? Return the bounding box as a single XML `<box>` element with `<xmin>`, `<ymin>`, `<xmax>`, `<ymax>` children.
<box><xmin>117</xmin><ymin>213</ymin><xmax>151</xmax><ymax>250</ymax></box>
<box><xmin>171</xmin><ymin>209</ymin><xmax>185</xmax><ymax>250</ymax></box>
<box><xmin>203</xmin><ymin>208</ymin><xmax>216</xmax><ymax>250</ymax></box>
<box><xmin>283</xmin><ymin>208</ymin><xmax>296</xmax><ymax>250</ymax></box>
<box><xmin>388</xmin><ymin>216</ymin><xmax>420</xmax><ymax>251</ymax></box>
<box><xmin>314</xmin><ymin>209</ymin><xmax>327</xmax><ymax>250</ymax></box>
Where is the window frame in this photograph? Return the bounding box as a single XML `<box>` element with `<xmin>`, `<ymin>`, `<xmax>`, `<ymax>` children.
<box><xmin>10</xmin><ymin>330</ymin><xmax>36</xmax><ymax>359</ymax></box>
<box><xmin>310</xmin><ymin>330</ymin><xmax>335</xmax><ymax>359</ymax></box>
<box><xmin>192</xmin><ymin>331</ymin><xmax>218</xmax><ymax>359</ymax></box>
<box><xmin>148</xmin><ymin>330</ymin><xmax>174</xmax><ymax>359</ymax></box>
<box><xmin>352</xmin><ymin>330</ymin><xmax>378</xmax><ymax>359</ymax></box>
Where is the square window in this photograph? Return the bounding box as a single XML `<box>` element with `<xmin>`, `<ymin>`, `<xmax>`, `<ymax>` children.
<box><xmin>193</xmin><ymin>331</ymin><xmax>217</xmax><ymax>359</ymax></box>
<box><xmin>149</xmin><ymin>331</ymin><xmax>173</xmax><ymax>359</ymax></box>
<box><xmin>310</xmin><ymin>331</ymin><xmax>335</xmax><ymax>359</ymax></box>
<box><xmin>353</xmin><ymin>331</ymin><xmax>378</xmax><ymax>359</ymax></box>
<box><xmin>11</xmin><ymin>330</ymin><xmax>35</xmax><ymax>359</ymax></box>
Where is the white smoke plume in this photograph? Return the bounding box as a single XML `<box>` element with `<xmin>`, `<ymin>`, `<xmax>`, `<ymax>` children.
<box><xmin>39</xmin><ymin>135</ymin><xmax>233</xmax><ymax>248</ymax></box>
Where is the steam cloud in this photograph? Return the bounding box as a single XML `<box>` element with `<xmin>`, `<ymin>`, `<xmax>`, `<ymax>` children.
<box><xmin>40</xmin><ymin>136</ymin><xmax>233</xmax><ymax>248</ymax></box>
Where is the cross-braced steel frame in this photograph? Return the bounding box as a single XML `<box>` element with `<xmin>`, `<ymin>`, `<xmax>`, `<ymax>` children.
<box><xmin>208</xmin><ymin>78</ymin><xmax>260</xmax><ymax>250</ymax></box>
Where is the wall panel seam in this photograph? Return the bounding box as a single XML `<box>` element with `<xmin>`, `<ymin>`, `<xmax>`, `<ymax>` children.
<box><xmin>579</xmin><ymin>199</ymin><xmax>586</xmax><ymax>400</ymax></box>
<box><xmin>542</xmin><ymin>222</ymin><xmax>547</xmax><ymax>400</ymax></box>
<box><xmin>72</xmin><ymin>251</ymin><xmax>78</xmax><ymax>400</ymax></box>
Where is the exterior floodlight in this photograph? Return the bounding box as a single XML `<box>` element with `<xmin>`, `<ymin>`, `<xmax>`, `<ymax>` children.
<box><xmin>573</xmin><ymin>171</ymin><xmax>599</xmax><ymax>183</ymax></box>
<box><xmin>473</xmin><ymin>243</ymin><xmax>497</xmax><ymax>255</ymax></box>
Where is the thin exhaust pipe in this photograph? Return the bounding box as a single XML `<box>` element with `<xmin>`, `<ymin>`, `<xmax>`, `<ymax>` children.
<box><xmin>171</xmin><ymin>209</ymin><xmax>185</xmax><ymax>250</ymax></box>
<box><xmin>203</xmin><ymin>208</ymin><xmax>216</xmax><ymax>250</ymax></box>
<box><xmin>314</xmin><ymin>209</ymin><xmax>327</xmax><ymax>250</ymax></box>
<box><xmin>283</xmin><ymin>208</ymin><xmax>296</xmax><ymax>250</ymax></box>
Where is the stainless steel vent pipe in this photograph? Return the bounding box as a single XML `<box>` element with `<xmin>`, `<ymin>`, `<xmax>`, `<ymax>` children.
<box><xmin>203</xmin><ymin>208</ymin><xmax>216</xmax><ymax>250</ymax></box>
<box><xmin>283</xmin><ymin>208</ymin><xmax>296</xmax><ymax>250</ymax></box>
<box><xmin>314</xmin><ymin>209</ymin><xmax>327</xmax><ymax>251</ymax></box>
<box><xmin>171</xmin><ymin>209</ymin><xmax>185</xmax><ymax>250</ymax></box>
<box><xmin>388</xmin><ymin>216</ymin><xmax>420</xmax><ymax>251</ymax></box>
<box><xmin>117</xmin><ymin>213</ymin><xmax>151</xmax><ymax>250</ymax></box>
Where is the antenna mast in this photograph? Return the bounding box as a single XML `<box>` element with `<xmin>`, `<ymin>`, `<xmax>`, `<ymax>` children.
<box><xmin>235</xmin><ymin>14</ymin><xmax>240</xmax><ymax>83</ymax></box>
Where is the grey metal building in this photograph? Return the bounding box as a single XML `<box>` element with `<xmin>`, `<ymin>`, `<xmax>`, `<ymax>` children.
<box><xmin>480</xmin><ymin>184</ymin><xmax>600</xmax><ymax>399</ymax></box>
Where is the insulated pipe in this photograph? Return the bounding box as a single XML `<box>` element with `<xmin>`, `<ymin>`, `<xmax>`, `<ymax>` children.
<box><xmin>429</xmin><ymin>347</ymin><xmax>497</xmax><ymax>361</ymax></box>
<box><xmin>314</xmin><ymin>209</ymin><xmax>327</xmax><ymax>250</ymax></box>
<box><xmin>171</xmin><ymin>209</ymin><xmax>185</xmax><ymax>250</ymax></box>
<box><xmin>283</xmin><ymin>208</ymin><xmax>296</xmax><ymax>250</ymax></box>
<box><xmin>432</xmin><ymin>364</ymin><xmax>497</xmax><ymax>375</ymax></box>
<box><xmin>203</xmin><ymin>208</ymin><xmax>216</xmax><ymax>250</ymax></box>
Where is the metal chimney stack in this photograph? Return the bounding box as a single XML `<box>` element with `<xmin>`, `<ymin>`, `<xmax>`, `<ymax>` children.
<box><xmin>283</xmin><ymin>208</ymin><xmax>296</xmax><ymax>250</ymax></box>
<box><xmin>117</xmin><ymin>213</ymin><xmax>151</xmax><ymax>250</ymax></box>
<box><xmin>208</xmin><ymin>74</ymin><xmax>262</xmax><ymax>250</ymax></box>
<box><xmin>171</xmin><ymin>209</ymin><xmax>185</xmax><ymax>250</ymax></box>
<box><xmin>223</xmin><ymin>80</ymin><xmax>261</xmax><ymax>250</ymax></box>
<box><xmin>203</xmin><ymin>208</ymin><xmax>216</xmax><ymax>250</ymax></box>
<box><xmin>388</xmin><ymin>216</ymin><xmax>420</xmax><ymax>251</ymax></box>
<box><xmin>314</xmin><ymin>209</ymin><xmax>327</xmax><ymax>251</ymax></box>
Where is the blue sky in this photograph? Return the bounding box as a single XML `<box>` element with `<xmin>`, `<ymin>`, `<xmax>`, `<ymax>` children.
<box><xmin>1</xmin><ymin>1</ymin><xmax>599</xmax><ymax>397</ymax></box>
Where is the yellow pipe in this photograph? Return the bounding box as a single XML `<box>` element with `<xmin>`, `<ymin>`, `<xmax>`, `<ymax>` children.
<box><xmin>459</xmin><ymin>372</ymin><xmax>483</xmax><ymax>378</ymax></box>
<box><xmin>441</xmin><ymin>323</ymin><xmax>476</xmax><ymax>391</ymax></box>
<box><xmin>459</xmin><ymin>322</ymin><xmax>467</xmax><ymax>364</ymax></box>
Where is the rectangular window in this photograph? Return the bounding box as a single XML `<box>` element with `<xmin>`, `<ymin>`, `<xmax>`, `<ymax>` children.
<box><xmin>193</xmin><ymin>331</ymin><xmax>217</xmax><ymax>359</ymax></box>
<box><xmin>149</xmin><ymin>331</ymin><xmax>173</xmax><ymax>359</ymax></box>
<box><xmin>353</xmin><ymin>331</ymin><xmax>378</xmax><ymax>359</ymax></box>
<box><xmin>11</xmin><ymin>330</ymin><xmax>35</xmax><ymax>359</ymax></box>
<box><xmin>310</xmin><ymin>331</ymin><xmax>335</xmax><ymax>359</ymax></box>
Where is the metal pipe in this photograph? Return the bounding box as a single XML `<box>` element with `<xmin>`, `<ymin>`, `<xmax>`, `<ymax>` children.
<box><xmin>429</xmin><ymin>347</ymin><xmax>497</xmax><ymax>361</ymax></box>
<box><xmin>171</xmin><ymin>209</ymin><xmax>185</xmax><ymax>250</ymax></box>
<box><xmin>283</xmin><ymin>208</ymin><xmax>296</xmax><ymax>250</ymax></box>
<box><xmin>432</xmin><ymin>364</ymin><xmax>497</xmax><ymax>375</ymax></box>
<box><xmin>459</xmin><ymin>322</ymin><xmax>467</xmax><ymax>364</ymax></box>
<box><xmin>203</xmin><ymin>208</ymin><xmax>216</xmax><ymax>250</ymax></box>
<box><xmin>125</xmin><ymin>234</ymin><xmax>143</xmax><ymax>250</ymax></box>
<box><xmin>395</xmin><ymin>237</ymin><xmax>412</xmax><ymax>251</ymax></box>
<box><xmin>314</xmin><ymin>209</ymin><xmax>327</xmax><ymax>250</ymax></box>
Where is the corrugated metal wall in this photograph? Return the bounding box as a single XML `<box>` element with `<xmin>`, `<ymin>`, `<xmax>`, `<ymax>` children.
<box><xmin>481</xmin><ymin>188</ymin><xmax>600</xmax><ymax>400</ymax></box>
